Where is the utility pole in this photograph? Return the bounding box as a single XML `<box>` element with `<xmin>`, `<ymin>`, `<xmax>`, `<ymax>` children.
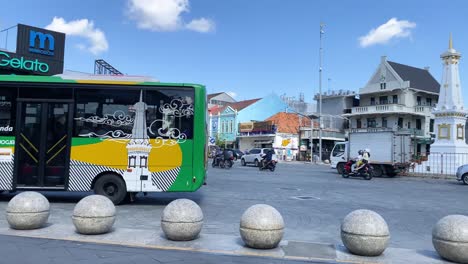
<box><xmin>319</xmin><ymin>23</ymin><xmax>325</xmax><ymax>163</ymax></box>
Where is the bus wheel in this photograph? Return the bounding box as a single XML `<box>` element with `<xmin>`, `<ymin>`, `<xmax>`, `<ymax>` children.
<box><xmin>94</xmin><ymin>174</ymin><xmax>127</xmax><ymax>205</ymax></box>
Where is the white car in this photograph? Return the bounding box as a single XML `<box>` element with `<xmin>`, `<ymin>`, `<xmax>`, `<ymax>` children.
<box><xmin>241</xmin><ymin>148</ymin><xmax>278</xmax><ymax>167</ymax></box>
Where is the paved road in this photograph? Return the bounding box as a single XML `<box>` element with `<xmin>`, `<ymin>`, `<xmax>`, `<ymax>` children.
<box><xmin>1</xmin><ymin>162</ymin><xmax>466</xmax><ymax>251</ymax></box>
<box><xmin>0</xmin><ymin>235</ymin><xmax>325</xmax><ymax>264</ymax></box>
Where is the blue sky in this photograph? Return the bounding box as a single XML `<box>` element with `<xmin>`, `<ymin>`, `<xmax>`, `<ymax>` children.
<box><xmin>1</xmin><ymin>0</ymin><xmax>468</xmax><ymax>104</ymax></box>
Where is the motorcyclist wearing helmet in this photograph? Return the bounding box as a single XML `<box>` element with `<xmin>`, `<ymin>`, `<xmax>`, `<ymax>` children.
<box><xmin>355</xmin><ymin>149</ymin><xmax>370</xmax><ymax>172</ymax></box>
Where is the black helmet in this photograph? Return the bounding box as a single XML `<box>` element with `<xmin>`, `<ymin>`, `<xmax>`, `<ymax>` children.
<box><xmin>358</xmin><ymin>150</ymin><xmax>364</xmax><ymax>155</ymax></box>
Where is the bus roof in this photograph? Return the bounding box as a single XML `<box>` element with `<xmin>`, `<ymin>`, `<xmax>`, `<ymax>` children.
<box><xmin>0</xmin><ymin>74</ymin><xmax>205</xmax><ymax>88</ymax></box>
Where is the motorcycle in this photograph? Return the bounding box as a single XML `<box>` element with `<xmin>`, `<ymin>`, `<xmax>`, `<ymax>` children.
<box><xmin>212</xmin><ymin>151</ymin><xmax>234</xmax><ymax>169</ymax></box>
<box><xmin>259</xmin><ymin>157</ymin><xmax>276</xmax><ymax>172</ymax></box>
<box><xmin>342</xmin><ymin>159</ymin><xmax>373</xmax><ymax>180</ymax></box>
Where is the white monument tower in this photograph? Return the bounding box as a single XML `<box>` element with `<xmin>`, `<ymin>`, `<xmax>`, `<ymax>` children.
<box><xmin>123</xmin><ymin>91</ymin><xmax>153</xmax><ymax>191</ymax></box>
<box><xmin>431</xmin><ymin>35</ymin><xmax>468</xmax><ymax>154</ymax></box>
<box><xmin>416</xmin><ymin>35</ymin><xmax>468</xmax><ymax>174</ymax></box>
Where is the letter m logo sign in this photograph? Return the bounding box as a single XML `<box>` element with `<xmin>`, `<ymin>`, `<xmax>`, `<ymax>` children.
<box><xmin>29</xmin><ymin>30</ymin><xmax>55</xmax><ymax>56</ymax></box>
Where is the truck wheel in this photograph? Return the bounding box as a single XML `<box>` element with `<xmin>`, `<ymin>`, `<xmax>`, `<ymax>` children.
<box><xmin>337</xmin><ymin>163</ymin><xmax>345</xmax><ymax>174</ymax></box>
<box><xmin>463</xmin><ymin>174</ymin><xmax>468</xmax><ymax>185</ymax></box>
<box><xmin>94</xmin><ymin>174</ymin><xmax>127</xmax><ymax>205</ymax></box>
<box><xmin>372</xmin><ymin>165</ymin><xmax>383</xmax><ymax>177</ymax></box>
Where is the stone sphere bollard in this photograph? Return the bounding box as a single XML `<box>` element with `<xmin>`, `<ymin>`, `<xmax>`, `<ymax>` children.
<box><xmin>161</xmin><ymin>199</ymin><xmax>203</xmax><ymax>241</ymax></box>
<box><xmin>72</xmin><ymin>195</ymin><xmax>116</xmax><ymax>235</ymax></box>
<box><xmin>6</xmin><ymin>191</ymin><xmax>50</xmax><ymax>230</ymax></box>
<box><xmin>432</xmin><ymin>215</ymin><xmax>468</xmax><ymax>263</ymax></box>
<box><xmin>341</xmin><ymin>209</ymin><xmax>390</xmax><ymax>256</ymax></box>
<box><xmin>240</xmin><ymin>204</ymin><xmax>284</xmax><ymax>249</ymax></box>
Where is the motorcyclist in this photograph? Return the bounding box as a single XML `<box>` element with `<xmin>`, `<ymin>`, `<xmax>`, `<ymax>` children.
<box><xmin>262</xmin><ymin>149</ymin><xmax>274</xmax><ymax>168</ymax></box>
<box><xmin>212</xmin><ymin>148</ymin><xmax>223</xmax><ymax>166</ymax></box>
<box><xmin>352</xmin><ymin>150</ymin><xmax>363</xmax><ymax>172</ymax></box>
<box><xmin>355</xmin><ymin>149</ymin><xmax>370</xmax><ymax>172</ymax></box>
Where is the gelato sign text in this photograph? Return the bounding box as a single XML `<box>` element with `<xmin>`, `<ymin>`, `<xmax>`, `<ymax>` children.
<box><xmin>0</xmin><ymin>51</ymin><xmax>49</xmax><ymax>73</ymax></box>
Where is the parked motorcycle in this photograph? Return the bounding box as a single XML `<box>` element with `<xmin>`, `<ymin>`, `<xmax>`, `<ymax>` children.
<box><xmin>342</xmin><ymin>159</ymin><xmax>373</xmax><ymax>180</ymax></box>
<box><xmin>212</xmin><ymin>151</ymin><xmax>234</xmax><ymax>169</ymax></box>
<box><xmin>259</xmin><ymin>158</ymin><xmax>277</xmax><ymax>171</ymax></box>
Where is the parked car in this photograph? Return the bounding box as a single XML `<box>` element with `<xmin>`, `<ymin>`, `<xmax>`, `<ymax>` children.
<box><xmin>456</xmin><ymin>164</ymin><xmax>468</xmax><ymax>185</ymax></box>
<box><xmin>241</xmin><ymin>148</ymin><xmax>278</xmax><ymax>167</ymax></box>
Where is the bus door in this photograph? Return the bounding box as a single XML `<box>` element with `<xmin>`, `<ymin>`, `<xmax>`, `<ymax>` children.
<box><xmin>15</xmin><ymin>101</ymin><xmax>72</xmax><ymax>188</ymax></box>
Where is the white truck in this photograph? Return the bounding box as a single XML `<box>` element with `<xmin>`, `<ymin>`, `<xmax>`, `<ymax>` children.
<box><xmin>330</xmin><ymin>130</ymin><xmax>413</xmax><ymax>177</ymax></box>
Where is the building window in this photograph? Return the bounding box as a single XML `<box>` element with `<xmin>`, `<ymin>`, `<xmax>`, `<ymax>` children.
<box><xmin>379</xmin><ymin>96</ymin><xmax>388</xmax><ymax>105</ymax></box>
<box><xmin>380</xmin><ymin>82</ymin><xmax>386</xmax><ymax>90</ymax></box>
<box><xmin>370</xmin><ymin>97</ymin><xmax>375</xmax><ymax>105</ymax></box>
<box><xmin>393</xmin><ymin>95</ymin><xmax>398</xmax><ymax>104</ymax></box>
<box><xmin>398</xmin><ymin>118</ymin><xmax>403</xmax><ymax>128</ymax></box>
<box><xmin>417</xmin><ymin>96</ymin><xmax>422</xmax><ymax>106</ymax></box>
<box><xmin>367</xmin><ymin>118</ymin><xmax>376</xmax><ymax>128</ymax></box>
<box><xmin>408</xmin><ymin>121</ymin><xmax>411</xmax><ymax>129</ymax></box>
<box><xmin>382</xmin><ymin>117</ymin><xmax>387</xmax><ymax>128</ymax></box>
<box><xmin>426</xmin><ymin>98</ymin><xmax>432</xmax><ymax>106</ymax></box>
<box><xmin>357</xmin><ymin>119</ymin><xmax>362</xmax><ymax>129</ymax></box>
<box><xmin>416</xmin><ymin>119</ymin><xmax>422</xmax><ymax>130</ymax></box>
<box><xmin>417</xmin><ymin>144</ymin><xmax>421</xmax><ymax>155</ymax></box>
<box><xmin>430</xmin><ymin>119</ymin><xmax>434</xmax><ymax>133</ymax></box>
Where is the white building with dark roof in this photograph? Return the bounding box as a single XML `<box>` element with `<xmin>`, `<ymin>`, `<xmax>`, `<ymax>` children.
<box><xmin>344</xmin><ymin>56</ymin><xmax>440</xmax><ymax>154</ymax></box>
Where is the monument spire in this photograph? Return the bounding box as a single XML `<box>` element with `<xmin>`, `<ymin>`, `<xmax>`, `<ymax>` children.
<box><xmin>449</xmin><ymin>33</ymin><xmax>453</xmax><ymax>50</ymax></box>
<box><xmin>437</xmin><ymin>34</ymin><xmax>463</xmax><ymax>111</ymax></box>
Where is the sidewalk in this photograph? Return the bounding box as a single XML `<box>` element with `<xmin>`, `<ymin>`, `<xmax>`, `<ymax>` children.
<box><xmin>0</xmin><ymin>235</ymin><xmax>319</xmax><ymax>264</ymax></box>
<box><xmin>0</xmin><ymin>224</ymin><xmax>450</xmax><ymax>264</ymax></box>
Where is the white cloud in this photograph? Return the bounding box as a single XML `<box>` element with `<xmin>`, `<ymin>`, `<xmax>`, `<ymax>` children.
<box><xmin>226</xmin><ymin>91</ymin><xmax>237</xmax><ymax>98</ymax></box>
<box><xmin>127</xmin><ymin>0</ymin><xmax>215</xmax><ymax>33</ymax></box>
<box><xmin>359</xmin><ymin>18</ymin><xmax>416</xmax><ymax>47</ymax></box>
<box><xmin>186</xmin><ymin>18</ymin><xmax>215</xmax><ymax>33</ymax></box>
<box><xmin>46</xmin><ymin>17</ymin><xmax>108</xmax><ymax>55</ymax></box>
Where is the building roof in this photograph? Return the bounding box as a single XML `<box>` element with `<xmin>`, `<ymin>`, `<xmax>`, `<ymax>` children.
<box><xmin>207</xmin><ymin>92</ymin><xmax>223</xmax><ymax>100</ymax></box>
<box><xmin>209</xmin><ymin>98</ymin><xmax>261</xmax><ymax>114</ymax></box>
<box><xmin>266</xmin><ymin>112</ymin><xmax>312</xmax><ymax>134</ymax></box>
<box><xmin>388</xmin><ymin>61</ymin><xmax>440</xmax><ymax>94</ymax></box>
<box><xmin>228</xmin><ymin>98</ymin><xmax>261</xmax><ymax>111</ymax></box>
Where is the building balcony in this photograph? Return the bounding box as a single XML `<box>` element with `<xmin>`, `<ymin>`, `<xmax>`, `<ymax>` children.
<box><xmin>300</xmin><ymin>127</ymin><xmax>346</xmax><ymax>141</ymax></box>
<box><xmin>346</xmin><ymin>104</ymin><xmax>433</xmax><ymax>116</ymax></box>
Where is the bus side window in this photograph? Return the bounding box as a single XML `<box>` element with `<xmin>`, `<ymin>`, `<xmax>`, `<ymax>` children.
<box><xmin>74</xmin><ymin>89</ymin><xmax>140</xmax><ymax>137</ymax></box>
<box><xmin>145</xmin><ymin>88</ymin><xmax>194</xmax><ymax>140</ymax></box>
<box><xmin>0</xmin><ymin>88</ymin><xmax>17</xmax><ymax>136</ymax></box>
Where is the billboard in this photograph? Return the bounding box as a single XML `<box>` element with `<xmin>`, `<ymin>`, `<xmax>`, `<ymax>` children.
<box><xmin>0</xmin><ymin>24</ymin><xmax>65</xmax><ymax>75</ymax></box>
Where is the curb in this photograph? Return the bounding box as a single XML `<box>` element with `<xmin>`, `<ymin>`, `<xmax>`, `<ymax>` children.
<box><xmin>0</xmin><ymin>225</ymin><xmax>447</xmax><ymax>264</ymax></box>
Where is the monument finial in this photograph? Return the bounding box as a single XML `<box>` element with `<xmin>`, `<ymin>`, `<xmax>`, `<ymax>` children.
<box><xmin>449</xmin><ymin>33</ymin><xmax>453</xmax><ymax>50</ymax></box>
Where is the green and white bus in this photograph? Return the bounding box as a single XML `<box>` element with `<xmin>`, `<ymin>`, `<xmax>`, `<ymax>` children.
<box><xmin>0</xmin><ymin>74</ymin><xmax>207</xmax><ymax>204</ymax></box>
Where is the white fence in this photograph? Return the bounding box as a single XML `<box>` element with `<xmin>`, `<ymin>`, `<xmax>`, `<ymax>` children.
<box><xmin>408</xmin><ymin>153</ymin><xmax>468</xmax><ymax>178</ymax></box>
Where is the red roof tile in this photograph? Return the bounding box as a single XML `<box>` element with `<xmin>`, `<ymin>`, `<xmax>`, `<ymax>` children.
<box><xmin>266</xmin><ymin>112</ymin><xmax>316</xmax><ymax>134</ymax></box>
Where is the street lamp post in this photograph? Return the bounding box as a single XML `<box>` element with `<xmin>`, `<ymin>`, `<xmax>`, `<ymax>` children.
<box><xmin>319</xmin><ymin>23</ymin><xmax>325</xmax><ymax>163</ymax></box>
